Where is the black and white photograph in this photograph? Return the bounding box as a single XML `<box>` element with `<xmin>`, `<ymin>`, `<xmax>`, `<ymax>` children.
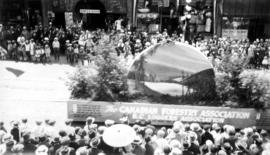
<box><xmin>0</xmin><ymin>0</ymin><xmax>270</xmax><ymax>155</ymax></box>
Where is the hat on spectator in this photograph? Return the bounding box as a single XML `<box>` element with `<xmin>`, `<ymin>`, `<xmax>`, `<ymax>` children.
<box><xmin>22</xmin><ymin>118</ymin><xmax>27</xmax><ymax>123</ymax></box>
<box><xmin>36</xmin><ymin>120</ymin><xmax>42</xmax><ymax>125</ymax></box>
<box><xmin>61</xmin><ymin>137</ymin><xmax>70</xmax><ymax>146</ymax></box>
<box><xmin>90</xmin><ymin>123</ymin><xmax>98</xmax><ymax>129</ymax></box>
<box><xmin>65</xmin><ymin>119</ymin><xmax>73</xmax><ymax>125</ymax></box>
<box><xmin>170</xmin><ymin>148</ymin><xmax>182</xmax><ymax>155</ymax></box>
<box><xmin>3</xmin><ymin>134</ymin><xmax>12</xmax><ymax>143</ymax></box>
<box><xmin>170</xmin><ymin>139</ymin><xmax>181</xmax><ymax>149</ymax></box>
<box><xmin>59</xmin><ymin>130</ymin><xmax>67</xmax><ymax>137</ymax></box>
<box><xmin>11</xmin><ymin>144</ymin><xmax>24</xmax><ymax>153</ymax></box>
<box><xmin>35</xmin><ymin>145</ymin><xmax>48</xmax><ymax>155</ymax></box>
<box><xmin>86</xmin><ymin>116</ymin><xmax>95</xmax><ymax>125</ymax></box>
<box><xmin>97</xmin><ymin>126</ymin><xmax>106</xmax><ymax>135</ymax></box>
<box><xmin>157</xmin><ymin>130</ymin><xmax>165</xmax><ymax>138</ymax></box>
<box><xmin>132</xmin><ymin>136</ymin><xmax>142</xmax><ymax>145</ymax></box>
<box><xmin>218</xmin><ymin>150</ymin><xmax>227</xmax><ymax>155</ymax></box>
<box><xmin>173</xmin><ymin>121</ymin><xmax>183</xmax><ymax>130</ymax></box>
<box><xmin>48</xmin><ymin>120</ymin><xmax>56</xmax><ymax>126</ymax></box>
<box><xmin>119</xmin><ymin>116</ymin><xmax>129</xmax><ymax>124</ymax></box>
<box><xmin>145</xmin><ymin>128</ymin><xmax>154</xmax><ymax>136</ymax></box>
<box><xmin>54</xmin><ymin>37</ymin><xmax>58</xmax><ymax>40</ymax></box>
<box><xmin>212</xmin><ymin>123</ymin><xmax>220</xmax><ymax>130</ymax></box>
<box><xmin>75</xmin><ymin>146</ymin><xmax>88</xmax><ymax>155</ymax></box>
<box><xmin>77</xmin><ymin>129</ymin><xmax>87</xmax><ymax>137</ymax></box>
<box><xmin>90</xmin><ymin>137</ymin><xmax>100</xmax><ymax>148</ymax></box>
<box><xmin>11</xmin><ymin>121</ymin><xmax>19</xmax><ymax>127</ymax></box>
<box><xmin>105</xmin><ymin>120</ymin><xmax>115</xmax><ymax>127</ymax></box>
<box><xmin>88</xmin><ymin>129</ymin><xmax>97</xmax><ymax>139</ymax></box>
<box><xmin>206</xmin><ymin>140</ymin><xmax>213</xmax><ymax>147</ymax></box>
<box><xmin>44</xmin><ymin>37</ymin><xmax>49</xmax><ymax>41</ymax></box>
<box><xmin>235</xmin><ymin>140</ymin><xmax>247</xmax><ymax>150</ymax></box>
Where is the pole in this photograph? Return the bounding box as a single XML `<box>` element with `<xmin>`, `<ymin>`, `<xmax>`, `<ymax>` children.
<box><xmin>213</xmin><ymin>0</ymin><xmax>217</xmax><ymax>35</ymax></box>
<box><xmin>160</xmin><ymin>7</ymin><xmax>162</xmax><ymax>32</ymax></box>
<box><xmin>133</xmin><ymin>0</ymin><xmax>137</xmax><ymax>27</ymax></box>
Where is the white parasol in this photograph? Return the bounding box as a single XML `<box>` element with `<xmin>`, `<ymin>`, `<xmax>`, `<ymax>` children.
<box><xmin>102</xmin><ymin>124</ymin><xmax>136</xmax><ymax>147</ymax></box>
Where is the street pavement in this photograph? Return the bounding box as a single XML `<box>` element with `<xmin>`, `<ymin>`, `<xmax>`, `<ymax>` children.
<box><xmin>0</xmin><ymin>60</ymin><xmax>75</xmax><ymax>130</ymax></box>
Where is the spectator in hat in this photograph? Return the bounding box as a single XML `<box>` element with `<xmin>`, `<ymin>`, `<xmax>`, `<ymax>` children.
<box><xmin>169</xmin><ymin>148</ymin><xmax>182</xmax><ymax>155</ymax></box>
<box><xmin>188</xmin><ymin>132</ymin><xmax>200</xmax><ymax>155</ymax></box>
<box><xmin>182</xmin><ymin>142</ymin><xmax>193</xmax><ymax>155</ymax></box>
<box><xmin>200</xmin><ymin>125</ymin><xmax>214</xmax><ymax>146</ymax></box>
<box><xmin>2</xmin><ymin>134</ymin><xmax>15</xmax><ymax>154</ymax></box>
<box><xmin>20</xmin><ymin>118</ymin><xmax>30</xmax><ymax>137</ymax></box>
<box><xmin>154</xmin><ymin>130</ymin><xmax>169</xmax><ymax>151</ymax></box>
<box><xmin>32</xmin><ymin>120</ymin><xmax>44</xmax><ymax>140</ymax></box>
<box><xmin>131</xmin><ymin>136</ymin><xmax>145</xmax><ymax>155</ymax></box>
<box><xmin>76</xmin><ymin>129</ymin><xmax>88</xmax><ymax>147</ymax></box>
<box><xmin>104</xmin><ymin>120</ymin><xmax>114</xmax><ymax>127</ymax></box>
<box><xmin>64</xmin><ymin>119</ymin><xmax>75</xmax><ymax>137</ymax></box>
<box><xmin>35</xmin><ymin>145</ymin><xmax>49</xmax><ymax>155</ymax></box>
<box><xmin>69</xmin><ymin>134</ymin><xmax>79</xmax><ymax>151</ymax></box>
<box><xmin>10</xmin><ymin>121</ymin><xmax>20</xmax><ymax>143</ymax></box>
<box><xmin>84</xmin><ymin>117</ymin><xmax>95</xmax><ymax>133</ymax></box>
<box><xmin>55</xmin><ymin>137</ymin><xmax>75</xmax><ymax>155</ymax></box>
<box><xmin>44</xmin><ymin>120</ymin><xmax>58</xmax><ymax>140</ymax></box>
<box><xmin>50</xmin><ymin>137</ymin><xmax>62</xmax><ymax>155</ymax></box>
<box><xmin>11</xmin><ymin>143</ymin><xmax>24</xmax><ymax>155</ymax></box>
<box><xmin>22</xmin><ymin>133</ymin><xmax>36</xmax><ymax>154</ymax></box>
<box><xmin>88</xmin><ymin>137</ymin><xmax>102</xmax><ymax>155</ymax></box>
<box><xmin>76</xmin><ymin>146</ymin><xmax>88</xmax><ymax>155</ymax></box>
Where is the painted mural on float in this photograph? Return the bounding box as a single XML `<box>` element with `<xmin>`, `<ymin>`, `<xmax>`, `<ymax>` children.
<box><xmin>127</xmin><ymin>41</ymin><xmax>215</xmax><ymax>99</ymax></box>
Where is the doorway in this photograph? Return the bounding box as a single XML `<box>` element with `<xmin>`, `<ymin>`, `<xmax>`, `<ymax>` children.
<box><xmin>28</xmin><ymin>0</ymin><xmax>42</xmax><ymax>27</ymax></box>
<box><xmin>54</xmin><ymin>12</ymin><xmax>66</xmax><ymax>29</ymax></box>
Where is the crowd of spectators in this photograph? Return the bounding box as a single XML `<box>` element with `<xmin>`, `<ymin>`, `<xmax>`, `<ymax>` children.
<box><xmin>0</xmin><ymin>22</ymin><xmax>270</xmax><ymax>69</ymax></box>
<box><xmin>0</xmin><ymin>117</ymin><xmax>270</xmax><ymax>155</ymax></box>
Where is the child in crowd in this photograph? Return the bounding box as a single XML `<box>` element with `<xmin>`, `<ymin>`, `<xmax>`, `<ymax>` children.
<box><xmin>0</xmin><ymin>45</ymin><xmax>7</xmax><ymax>60</ymax></box>
<box><xmin>34</xmin><ymin>44</ymin><xmax>41</xmax><ymax>62</ymax></box>
<box><xmin>25</xmin><ymin>40</ymin><xmax>30</xmax><ymax>61</ymax></box>
<box><xmin>123</xmin><ymin>41</ymin><xmax>131</xmax><ymax>58</ymax></box>
<box><xmin>44</xmin><ymin>44</ymin><xmax>51</xmax><ymax>63</ymax></box>
<box><xmin>73</xmin><ymin>44</ymin><xmax>79</xmax><ymax>64</ymax></box>
<box><xmin>7</xmin><ymin>40</ymin><xmax>13</xmax><ymax>59</ymax></box>
<box><xmin>66</xmin><ymin>43</ymin><xmax>73</xmax><ymax>64</ymax></box>
<box><xmin>29</xmin><ymin>39</ymin><xmax>35</xmax><ymax>62</ymax></box>
<box><xmin>12</xmin><ymin>40</ymin><xmax>17</xmax><ymax>61</ymax></box>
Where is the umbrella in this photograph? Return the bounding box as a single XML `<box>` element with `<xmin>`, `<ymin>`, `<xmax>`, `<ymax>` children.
<box><xmin>103</xmin><ymin>124</ymin><xmax>136</xmax><ymax>147</ymax></box>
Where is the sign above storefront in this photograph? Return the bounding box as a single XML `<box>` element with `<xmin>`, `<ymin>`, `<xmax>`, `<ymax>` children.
<box><xmin>67</xmin><ymin>100</ymin><xmax>267</xmax><ymax>128</ymax></box>
<box><xmin>79</xmin><ymin>9</ymin><xmax>101</xmax><ymax>14</ymax></box>
<box><xmin>222</xmin><ymin>29</ymin><xmax>248</xmax><ymax>40</ymax></box>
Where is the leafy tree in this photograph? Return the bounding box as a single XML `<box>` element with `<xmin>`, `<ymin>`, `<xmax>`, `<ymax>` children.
<box><xmin>215</xmin><ymin>51</ymin><xmax>270</xmax><ymax>109</ymax></box>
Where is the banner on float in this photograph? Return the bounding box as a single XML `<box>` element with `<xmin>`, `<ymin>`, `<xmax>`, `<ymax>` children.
<box><xmin>65</xmin><ymin>12</ymin><xmax>73</xmax><ymax>28</ymax></box>
<box><xmin>222</xmin><ymin>29</ymin><xmax>248</xmax><ymax>40</ymax></box>
<box><xmin>67</xmin><ymin>100</ymin><xmax>264</xmax><ymax>128</ymax></box>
